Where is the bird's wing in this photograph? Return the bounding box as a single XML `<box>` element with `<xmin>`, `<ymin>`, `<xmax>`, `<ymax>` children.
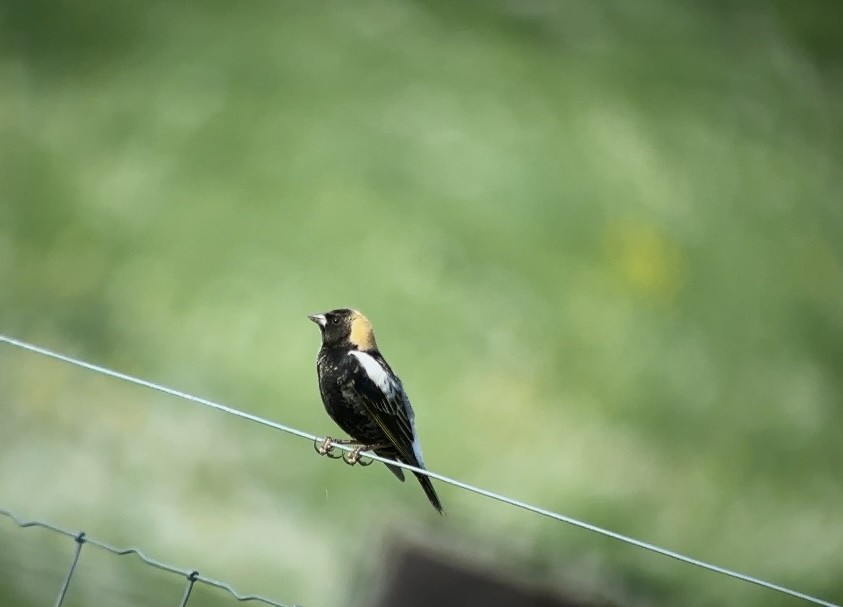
<box><xmin>348</xmin><ymin>350</ymin><xmax>422</xmax><ymax>467</ymax></box>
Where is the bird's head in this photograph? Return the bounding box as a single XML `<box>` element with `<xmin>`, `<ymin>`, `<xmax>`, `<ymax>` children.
<box><xmin>308</xmin><ymin>308</ymin><xmax>378</xmax><ymax>351</ymax></box>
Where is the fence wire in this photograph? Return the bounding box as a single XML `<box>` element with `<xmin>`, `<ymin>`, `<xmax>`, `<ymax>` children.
<box><xmin>1</xmin><ymin>334</ymin><xmax>840</xmax><ymax>607</ymax></box>
<box><xmin>0</xmin><ymin>508</ymin><xmax>295</xmax><ymax>607</ymax></box>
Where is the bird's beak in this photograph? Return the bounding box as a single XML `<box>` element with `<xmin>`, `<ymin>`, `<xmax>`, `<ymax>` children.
<box><xmin>308</xmin><ymin>313</ymin><xmax>327</xmax><ymax>327</ymax></box>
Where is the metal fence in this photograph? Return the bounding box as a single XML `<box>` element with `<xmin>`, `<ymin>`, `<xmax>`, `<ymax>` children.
<box><xmin>1</xmin><ymin>334</ymin><xmax>838</xmax><ymax>607</ymax></box>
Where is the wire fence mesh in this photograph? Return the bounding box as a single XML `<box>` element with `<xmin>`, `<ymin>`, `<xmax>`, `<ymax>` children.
<box><xmin>0</xmin><ymin>509</ymin><xmax>294</xmax><ymax>607</ymax></box>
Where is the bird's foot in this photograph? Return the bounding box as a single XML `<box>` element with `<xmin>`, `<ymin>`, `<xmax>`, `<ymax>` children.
<box><xmin>313</xmin><ymin>436</ymin><xmax>355</xmax><ymax>459</ymax></box>
<box><xmin>344</xmin><ymin>445</ymin><xmax>367</xmax><ymax>466</ymax></box>
<box><xmin>315</xmin><ymin>437</ymin><xmax>389</xmax><ymax>467</ymax></box>
<box><xmin>343</xmin><ymin>443</ymin><xmax>390</xmax><ymax>467</ymax></box>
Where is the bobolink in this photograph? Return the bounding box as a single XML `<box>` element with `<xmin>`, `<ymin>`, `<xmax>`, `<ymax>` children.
<box><xmin>308</xmin><ymin>308</ymin><xmax>444</xmax><ymax>514</ymax></box>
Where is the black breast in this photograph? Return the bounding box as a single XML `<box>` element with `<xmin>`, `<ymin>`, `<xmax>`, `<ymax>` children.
<box><xmin>316</xmin><ymin>347</ymin><xmax>388</xmax><ymax>444</ymax></box>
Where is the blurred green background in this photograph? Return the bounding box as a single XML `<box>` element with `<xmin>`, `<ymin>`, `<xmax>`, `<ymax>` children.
<box><xmin>1</xmin><ymin>1</ymin><xmax>842</xmax><ymax>606</ymax></box>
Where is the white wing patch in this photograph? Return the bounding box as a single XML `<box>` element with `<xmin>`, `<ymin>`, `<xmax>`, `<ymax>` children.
<box><xmin>350</xmin><ymin>350</ymin><xmax>396</xmax><ymax>396</ymax></box>
<box><xmin>349</xmin><ymin>350</ymin><xmax>427</xmax><ymax>468</ymax></box>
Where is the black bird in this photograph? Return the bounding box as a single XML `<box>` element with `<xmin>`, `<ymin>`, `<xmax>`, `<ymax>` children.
<box><xmin>308</xmin><ymin>308</ymin><xmax>444</xmax><ymax>514</ymax></box>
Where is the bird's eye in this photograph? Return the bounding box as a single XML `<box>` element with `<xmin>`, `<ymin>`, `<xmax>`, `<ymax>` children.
<box><xmin>331</xmin><ymin>317</ymin><xmax>340</xmax><ymax>325</ymax></box>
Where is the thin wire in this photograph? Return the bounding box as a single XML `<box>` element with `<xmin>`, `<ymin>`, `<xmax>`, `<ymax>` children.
<box><xmin>54</xmin><ymin>531</ymin><xmax>84</xmax><ymax>607</ymax></box>
<box><xmin>0</xmin><ymin>335</ymin><xmax>313</xmax><ymax>443</ymax></box>
<box><xmin>178</xmin><ymin>571</ymin><xmax>199</xmax><ymax>607</ymax></box>
<box><xmin>1</xmin><ymin>334</ymin><xmax>839</xmax><ymax>607</ymax></box>
<box><xmin>0</xmin><ymin>508</ymin><xmax>296</xmax><ymax>607</ymax></box>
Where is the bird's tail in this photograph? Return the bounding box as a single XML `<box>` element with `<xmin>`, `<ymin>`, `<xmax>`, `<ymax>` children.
<box><xmin>377</xmin><ymin>448</ymin><xmax>444</xmax><ymax>514</ymax></box>
<box><xmin>413</xmin><ymin>472</ymin><xmax>444</xmax><ymax>515</ymax></box>
<box><xmin>384</xmin><ymin>463</ymin><xmax>405</xmax><ymax>481</ymax></box>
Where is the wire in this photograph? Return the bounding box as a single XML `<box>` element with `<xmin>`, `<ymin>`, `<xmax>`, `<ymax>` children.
<box><xmin>54</xmin><ymin>529</ymin><xmax>83</xmax><ymax>607</ymax></box>
<box><xmin>0</xmin><ymin>508</ymin><xmax>295</xmax><ymax>607</ymax></box>
<box><xmin>1</xmin><ymin>334</ymin><xmax>839</xmax><ymax>607</ymax></box>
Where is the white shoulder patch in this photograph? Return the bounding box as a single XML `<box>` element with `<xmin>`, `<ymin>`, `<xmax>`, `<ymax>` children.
<box><xmin>350</xmin><ymin>350</ymin><xmax>396</xmax><ymax>395</ymax></box>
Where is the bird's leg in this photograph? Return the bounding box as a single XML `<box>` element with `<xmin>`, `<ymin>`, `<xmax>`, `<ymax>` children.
<box><xmin>315</xmin><ymin>436</ymin><xmax>335</xmax><ymax>456</ymax></box>
<box><xmin>344</xmin><ymin>443</ymin><xmax>391</xmax><ymax>466</ymax></box>
<box><xmin>314</xmin><ymin>436</ymin><xmax>360</xmax><ymax>459</ymax></box>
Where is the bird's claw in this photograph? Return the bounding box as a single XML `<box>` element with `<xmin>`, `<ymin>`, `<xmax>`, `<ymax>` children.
<box><xmin>343</xmin><ymin>445</ymin><xmax>366</xmax><ymax>466</ymax></box>
<box><xmin>313</xmin><ymin>437</ymin><xmax>343</xmax><ymax>459</ymax></box>
<box><xmin>314</xmin><ymin>437</ymin><xmax>378</xmax><ymax>466</ymax></box>
<box><xmin>345</xmin><ymin>448</ymin><xmax>359</xmax><ymax>464</ymax></box>
<box><xmin>342</xmin><ymin>445</ymin><xmax>383</xmax><ymax>467</ymax></box>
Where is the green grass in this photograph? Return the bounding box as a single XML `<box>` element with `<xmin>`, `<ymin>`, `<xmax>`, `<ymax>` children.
<box><xmin>2</xmin><ymin>1</ymin><xmax>842</xmax><ymax>606</ymax></box>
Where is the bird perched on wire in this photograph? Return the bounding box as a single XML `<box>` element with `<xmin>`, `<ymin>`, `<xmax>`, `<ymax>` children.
<box><xmin>308</xmin><ymin>308</ymin><xmax>444</xmax><ymax>514</ymax></box>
